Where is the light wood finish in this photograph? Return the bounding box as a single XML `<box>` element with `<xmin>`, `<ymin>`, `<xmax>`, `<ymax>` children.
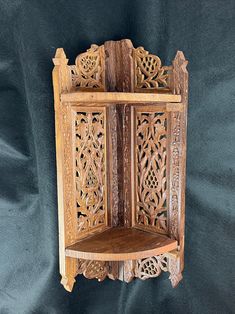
<box><xmin>65</xmin><ymin>227</ymin><xmax>177</xmax><ymax>261</ymax></box>
<box><xmin>52</xmin><ymin>39</ymin><xmax>188</xmax><ymax>291</ymax></box>
<box><xmin>61</xmin><ymin>91</ymin><xmax>181</xmax><ymax>104</ymax></box>
<box><xmin>52</xmin><ymin>49</ymin><xmax>78</xmax><ymax>292</ymax></box>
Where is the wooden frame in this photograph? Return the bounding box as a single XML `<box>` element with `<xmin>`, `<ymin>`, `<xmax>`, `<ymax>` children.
<box><xmin>52</xmin><ymin>39</ymin><xmax>188</xmax><ymax>291</ymax></box>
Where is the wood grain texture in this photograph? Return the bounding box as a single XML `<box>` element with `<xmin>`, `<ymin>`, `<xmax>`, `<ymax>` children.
<box><xmin>65</xmin><ymin>227</ymin><xmax>177</xmax><ymax>261</ymax></box>
<box><xmin>61</xmin><ymin>92</ymin><xmax>181</xmax><ymax>103</ymax></box>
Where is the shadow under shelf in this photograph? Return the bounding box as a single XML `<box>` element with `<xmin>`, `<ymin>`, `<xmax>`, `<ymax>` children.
<box><xmin>65</xmin><ymin>227</ymin><xmax>177</xmax><ymax>261</ymax></box>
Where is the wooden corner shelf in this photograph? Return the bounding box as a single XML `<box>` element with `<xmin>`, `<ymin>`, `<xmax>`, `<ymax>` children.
<box><xmin>65</xmin><ymin>227</ymin><xmax>177</xmax><ymax>261</ymax></box>
<box><xmin>52</xmin><ymin>39</ymin><xmax>188</xmax><ymax>292</ymax></box>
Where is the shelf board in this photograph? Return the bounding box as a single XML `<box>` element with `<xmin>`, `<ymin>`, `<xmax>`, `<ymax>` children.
<box><xmin>61</xmin><ymin>91</ymin><xmax>182</xmax><ymax>104</ymax></box>
<box><xmin>65</xmin><ymin>227</ymin><xmax>177</xmax><ymax>261</ymax></box>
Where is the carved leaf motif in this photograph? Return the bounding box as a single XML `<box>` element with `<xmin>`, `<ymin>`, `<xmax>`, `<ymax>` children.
<box><xmin>134</xmin><ymin>47</ymin><xmax>172</xmax><ymax>90</ymax></box>
<box><xmin>136</xmin><ymin>112</ymin><xmax>168</xmax><ymax>233</ymax></box>
<box><xmin>70</xmin><ymin>44</ymin><xmax>104</xmax><ymax>89</ymax></box>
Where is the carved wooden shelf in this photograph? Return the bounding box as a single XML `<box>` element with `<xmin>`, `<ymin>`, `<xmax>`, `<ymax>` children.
<box><xmin>52</xmin><ymin>39</ymin><xmax>188</xmax><ymax>292</ymax></box>
<box><xmin>65</xmin><ymin>227</ymin><xmax>178</xmax><ymax>261</ymax></box>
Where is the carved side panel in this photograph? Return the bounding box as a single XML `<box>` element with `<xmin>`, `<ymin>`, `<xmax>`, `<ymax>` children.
<box><xmin>73</xmin><ymin>107</ymin><xmax>107</xmax><ymax>239</ymax></box>
<box><xmin>169</xmin><ymin>112</ymin><xmax>181</xmax><ymax>239</ymax></box>
<box><xmin>70</xmin><ymin>44</ymin><xmax>105</xmax><ymax>90</ymax></box>
<box><xmin>134</xmin><ymin>108</ymin><xmax>168</xmax><ymax>234</ymax></box>
<box><xmin>134</xmin><ymin>47</ymin><xmax>172</xmax><ymax>91</ymax></box>
<box><xmin>123</xmin><ymin>105</ymin><xmax>132</xmax><ymax>227</ymax></box>
<box><xmin>53</xmin><ymin>49</ymin><xmax>78</xmax><ymax>292</ymax></box>
<box><xmin>62</xmin><ymin>104</ymin><xmax>78</xmax><ymax>245</ymax></box>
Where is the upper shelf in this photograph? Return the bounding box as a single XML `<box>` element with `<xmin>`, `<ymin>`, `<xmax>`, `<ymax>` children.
<box><xmin>61</xmin><ymin>91</ymin><xmax>182</xmax><ymax>104</ymax></box>
<box><xmin>65</xmin><ymin>227</ymin><xmax>178</xmax><ymax>261</ymax></box>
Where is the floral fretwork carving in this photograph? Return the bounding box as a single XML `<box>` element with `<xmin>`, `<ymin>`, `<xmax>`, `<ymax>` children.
<box><xmin>70</xmin><ymin>44</ymin><xmax>105</xmax><ymax>89</ymax></box>
<box><xmin>135</xmin><ymin>255</ymin><xmax>168</xmax><ymax>280</ymax></box>
<box><xmin>134</xmin><ymin>47</ymin><xmax>172</xmax><ymax>90</ymax></box>
<box><xmin>74</xmin><ymin>110</ymin><xmax>106</xmax><ymax>234</ymax></box>
<box><xmin>136</xmin><ymin>111</ymin><xmax>168</xmax><ymax>233</ymax></box>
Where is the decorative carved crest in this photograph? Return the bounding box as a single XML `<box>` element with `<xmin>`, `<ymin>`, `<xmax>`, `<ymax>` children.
<box><xmin>70</xmin><ymin>44</ymin><xmax>105</xmax><ymax>89</ymax></box>
<box><xmin>74</xmin><ymin>109</ymin><xmax>106</xmax><ymax>234</ymax></box>
<box><xmin>134</xmin><ymin>47</ymin><xmax>172</xmax><ymax>90</ymax></box>
<box><xmin>135</xmin><ymin>111</ymin><xmax>168</xmax><ymax>233</ymax></box>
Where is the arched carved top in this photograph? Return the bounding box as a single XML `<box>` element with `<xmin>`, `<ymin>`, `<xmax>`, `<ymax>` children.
<box><xmin>133</xmin><ymin>46</ymin><xmax>172</xmax><ymax>91</ymax></box>
<box><xmin>69</xmin><ymin>44</ymin><xmax>105</xmax><ymax>90</ymax></box>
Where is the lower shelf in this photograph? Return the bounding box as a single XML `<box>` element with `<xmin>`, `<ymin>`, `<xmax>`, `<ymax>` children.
<box><xmin>65</xmin><ymin>227</ymin><xmax>177</xmax><ymax>261</ymax></box>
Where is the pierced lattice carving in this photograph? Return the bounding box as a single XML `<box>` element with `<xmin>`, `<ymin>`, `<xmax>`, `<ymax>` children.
<box><xmin>70</xmin><ymin>44</ymin><xmax>105</xmax><ymax>89</ymax></box>
<box><xmin>134</xmin><ymin>47</ymin><xmax>171</xmax><ymax>90</ymax></box>
<box><xmin>135</xmin><ymin>254</ymin><xmax>168</xmax><ymax>280</ymax></box>
<box><xmin>77</xmin><ymin>259</ymin><xmax>108</xmax><ymax>281</ymax></box>
<box><xmin>136</xmin><ymin>111</ymin><xmax>168</xmax><ymax>233</ymax></box>
<box><xmin>74</xmin><ymin>109</ymin><xmax>106</xmax><ymax>234</ymax></box>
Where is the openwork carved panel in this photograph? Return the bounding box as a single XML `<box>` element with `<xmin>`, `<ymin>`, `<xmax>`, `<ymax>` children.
<box><xmin>73</xmin><ymin>108</ymin><xmax>107</xmax><ymax>235</ymax></box>
<box><xmin>70</xmin><ymin>44</ymin><xmax>105</xmax><ymax>89</ymax></box>
<box><xmin>134</xmin><ymin>47</ymin><xmax>172</xmax><ymax>90</ymax></box>
<box><xmin>135</xmin><ymin>110</ymin><xmax>168</xmax><ymax>233</ymax></box>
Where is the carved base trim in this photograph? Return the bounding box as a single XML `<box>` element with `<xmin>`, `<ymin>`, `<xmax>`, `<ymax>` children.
<box><xmin>70</xmin><ymin>253</ymin><xmax>183</xmax><ymax>288</ymax></box>
<box><xmin>77</xmin><ymin>259</ymin><xmax>109</xmax><ymax>282</ymax></box>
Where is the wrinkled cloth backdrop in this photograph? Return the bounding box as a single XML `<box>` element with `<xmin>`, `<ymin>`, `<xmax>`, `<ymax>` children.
<box><xmin>0</xmin><ymin>0</ymin><xmax>234</xmax><ymax>313</ymax></box>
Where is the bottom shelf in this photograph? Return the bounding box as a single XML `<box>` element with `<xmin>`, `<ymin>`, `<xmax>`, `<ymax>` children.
<box><xmin>65</xmin><ymin>227</ymin><xmax>177</xmax><ymax>261</ymax></box>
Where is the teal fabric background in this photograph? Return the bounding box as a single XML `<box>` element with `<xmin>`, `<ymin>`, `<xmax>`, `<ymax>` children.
<box><xmin>0</xmin><ymin>0</ymin><xmax>234</xmax><ymax>313</ymax></box>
